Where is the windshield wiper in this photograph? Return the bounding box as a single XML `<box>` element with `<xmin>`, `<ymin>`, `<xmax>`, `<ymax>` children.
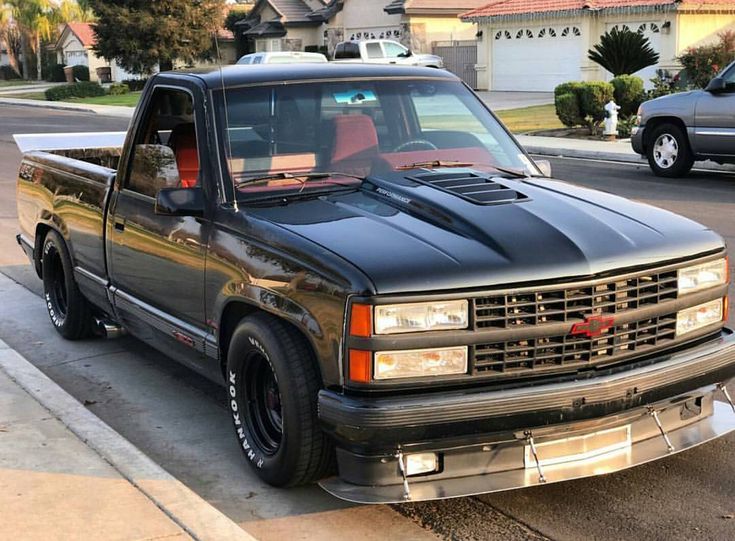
<box><xmin>235</xmin><ymin>171</ymin><xmax>364</xmax><ymax>189</ymax></box>
<box><xmin>396</xmin><ymin>160</ymin><xmax>475</xmax><ymax>171</ymax></box>
<box><xmin>395</xmin><ymin>161</ymin><xmax>530</xmax><ymax>179</ymax></box>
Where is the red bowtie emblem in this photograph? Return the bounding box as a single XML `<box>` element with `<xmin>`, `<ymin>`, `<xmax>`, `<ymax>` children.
<box><xmin>570</xmin><ymin>315</ymin><xmax>615</xmax><ymax>337</ymax></box>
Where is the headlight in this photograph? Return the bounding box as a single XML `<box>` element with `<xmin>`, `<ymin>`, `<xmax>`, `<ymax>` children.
<box><xmin>678</xmin><ymin>259</ymin><xmax>727</xmax><ymax>295</ymax></box>
<box><xmin>676</xmin><ymin>298</ymin><xmax>724</xmax><ymax>336</ymax></box>
<box><xmin>374</xmin><ymin>300</ymin><xmax>468</xmax><ymax>334</ymax></box>
<box><xmin>374</xmin><ymin>346</ymin><xmax>468</xmax><ymax>380</ymax></box>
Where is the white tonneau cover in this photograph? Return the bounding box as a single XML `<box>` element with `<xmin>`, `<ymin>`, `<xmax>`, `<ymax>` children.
<box><xmin>13</xmin><ymin>132</ymin><xmax>127</xmax><ymax>153</ymax></box>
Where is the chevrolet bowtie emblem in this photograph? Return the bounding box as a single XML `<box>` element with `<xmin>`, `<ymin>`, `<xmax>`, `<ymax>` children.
<box><xmin>570</xmin><ymin>315</ymin><xmax>615</xmax><ymax>337</ymax></box>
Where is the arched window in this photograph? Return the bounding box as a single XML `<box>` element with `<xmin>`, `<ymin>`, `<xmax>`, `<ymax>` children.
<box><xmin>650</xmin><ymin>23</ymin><xmax>660</xmax><ymax>33</ymax></box>
<box><xmin>549</xmin><ymin>28</ymin><xmax>557</xmax><ymax>37</ymax></box>
<box><xmin>572</xmin><ymin>27</ymin><xmax>581</xmax><ymax>36</ymax></box>
<box><xmin>538</xmin><ymin>28</ymin><xmax>547</xmax><ymax>38</ymax></box>
<box><xmin>495</xmin><ymin>31</ymin><xmax>503</xmax><ymax>40</ymax></box>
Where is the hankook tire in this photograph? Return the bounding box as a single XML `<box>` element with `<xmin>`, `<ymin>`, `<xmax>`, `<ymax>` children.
<box><xmin>41</xmin><ymin>230</ymin><xmax>93</xmax><ymax>339</ymax></box>
<box><xmin>226</xmin><ymin>313</ymin><xmax>334</xmax><ymax>486</ymax></box>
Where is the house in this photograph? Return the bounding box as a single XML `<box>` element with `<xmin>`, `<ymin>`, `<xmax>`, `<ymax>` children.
<box><xmin>461</xmin><ymin>0</ymin><xmax>735</xmax><ymax>92</ymax></box>
<box><xmin>234</xmin><ymin>0</ymin><xmax>486</xmax><ymax>83</ymax></box>
<box><xmin>54</xmin><ymin>22</ymin><xmax>138</xmax><ymax>82</ymax></box>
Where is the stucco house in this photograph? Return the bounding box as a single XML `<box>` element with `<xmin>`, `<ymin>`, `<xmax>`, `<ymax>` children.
<box><xmin>461</xmin><ymin>0</ymin><xmax>735</xmax><ymax>92</ymax></box>
<box><xmin>236</xmin><ymin>0</ymin><xmax>486</xmax><ymax>55</ymax></box>
<box><xmin>54</xmin><ymin>22</ymin><xmax>138</xmax><ymax>82</ymax></box>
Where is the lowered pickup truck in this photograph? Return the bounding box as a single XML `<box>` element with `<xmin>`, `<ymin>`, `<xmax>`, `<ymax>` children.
<box><xmin>15</xmin><ymin>64</ymin><xmax>735</xmax><ymax>503</ymax></box>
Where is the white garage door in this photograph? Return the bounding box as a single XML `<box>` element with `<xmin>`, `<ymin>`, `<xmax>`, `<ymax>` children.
<box><xmin>605</xmin><ymin>22</ymin><xmax>662</xmax><ymax>89</ymax></box>
<box><xmin>491</xmin><ymin>25</ymin><xmax>583</xmax><ymax>91</ymax></box>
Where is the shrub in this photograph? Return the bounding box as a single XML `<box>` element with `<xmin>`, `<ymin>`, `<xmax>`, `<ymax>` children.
<box><xmin>122</xmin><ymin>78</ymin><xmax>148</xmax><ymax>91</ymax></box>
<box><xmin>0</xmin><ymin>65</ymin><xmax>21</xmax><ymax>80</ymax></box>
<box><xmin>611</xmin><ymin>75</ymin><xmax>645</xmax><ymax>116</ymax></box>
<box><xmin>108</xmin><ymin>83</ymin><xmax>130</xmax><ymax>95</ymax></box>
<box><xmin>555</xmin><ymin>93</ymin><xmax>583</xmax><ymax>128</ymax></box>
<box><xmin>45</xmin><ymin>81</ymin><xmax>105</xmax><ymax>101</ymax></box>
<box><xmin>678</xmin><ymin>31</ymin><xmax>735</xmax><ymax>89</ymax></box>
<box><xmin>47</xmin><ymin>63</ymin><xmax>67</xmax><ymax>82</ymax></box>
<box><xmin>579</xmin><ymin>81</ymin><xmax>614</xmax><ymax>132</ymax></box>
<box><xmin>71</xmin><ymin>64</ymin><xmax>90</xmax><ymax>82</ymax></box>
<box><xmin>588</xmin><ymin>27</ymin><xmax>660</xmax><ymax>77</ymax></box>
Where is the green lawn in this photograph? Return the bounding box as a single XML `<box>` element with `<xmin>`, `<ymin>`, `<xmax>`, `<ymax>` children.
<box><xmin>0</xmin><ymin>80</ymin><xmax>29</xmax><ymax>88</ymax></box>
<box><xmin>68</xmin><ymin>91</ymin><xmax>142</xmax><ymax>107</ymax></box>
<box><xmin>6</xmin><ymin>91</ymin><xmax>46</xmax><ymax>100</ymax></box>
<box><xmin>495</xmin><ymin>104</ymin><xmax>563</xmax><ymax>134</ymax></box>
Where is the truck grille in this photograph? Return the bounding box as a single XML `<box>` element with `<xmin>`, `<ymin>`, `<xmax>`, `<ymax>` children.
<box><xmin>473</xmin><ymin>313</ymin><xmax>678</xmax><ymax>375</ymax></box>
<box><xmin>474</xmin><ymin>269</ymin><xmax>678</xmax><ymax>329</ymax></box>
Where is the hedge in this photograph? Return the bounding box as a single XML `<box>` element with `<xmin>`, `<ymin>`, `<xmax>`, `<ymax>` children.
<box><xmin>71</xmin><ymin>64</ymin><xmax>90</xmax><ymax>82</ymax></box>
<box><xmin>45</xmin><ymin>82</ymin><xmax>105</xmax><ymax>101</ymax></box>
<box><xmin>611</xmin><ymin>75</ymin><xmax>645</xmax><ymax>117</ymax></box>
<box><xmin>47</xmin><ymin>63</ymin><xmax>67</xmax><ymax>83</ymax></box>
<box><xmin>553</xmin><ymin>81</ymin><xmax>614</xmax><ymax>133</ymax></box>
<box><xmin>108</xmin><ymin>83</ymin><xmax>130</xmax><ymax>95</ymax></box>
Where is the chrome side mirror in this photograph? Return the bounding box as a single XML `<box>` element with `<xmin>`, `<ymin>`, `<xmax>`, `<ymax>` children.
<box><xmin>535</xmin><ymin>159</ymin><xmax>552</xmax><ymax>178</ymax></box>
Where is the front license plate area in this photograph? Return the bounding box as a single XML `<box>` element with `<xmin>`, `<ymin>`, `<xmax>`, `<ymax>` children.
<box><xmin>524</xmin><ymin>425</ymin><xmax>632</xmax><ymax>468</ymax></box>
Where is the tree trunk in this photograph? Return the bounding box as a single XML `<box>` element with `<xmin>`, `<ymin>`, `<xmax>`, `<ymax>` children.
<box><xmin>36</xmin><ymin>34</ymin><xmax>42</xmax><ymax>81</ymax></box>
<box><xmin>20</xmin><ymin>35</ymin><xmax>30</xmax><ymax>80</ymax></box>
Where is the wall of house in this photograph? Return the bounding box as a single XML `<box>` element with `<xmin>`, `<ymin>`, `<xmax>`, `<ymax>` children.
<box><xmin>473</xmin><ymin>10</ymin><xmax>685</xmax><ymax>91</ymax></box>
<box><xmin>410</xmin><ymin>15</ymin><xmax>478</xmax><ymax>45</ymax></box>
<box><xmin>676</xmin><ymin>12</ymin><xmax>735</xmax><ymax>52</ymax></box>
<box><xmin>87</xmin><ymin>52</ymin><xmax>108</xmax><ymax>82</ymax></box>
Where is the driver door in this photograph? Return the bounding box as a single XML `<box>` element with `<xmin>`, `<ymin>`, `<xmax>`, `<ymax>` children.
<box><xmin>694</xmin><ymin>64</ymin><xmax>735</xmax><ymax>157</ymax></box>
<box><xmin>107</xmin><ymin>85</ymin><xmax>211</xmax><ymax>373</ymax></box>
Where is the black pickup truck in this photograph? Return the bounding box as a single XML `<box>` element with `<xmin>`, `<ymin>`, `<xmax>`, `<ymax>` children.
<box><xmin>15</xmin><ymin>64</ymin><xmax>735</xmax><ymax>503</ymax></box>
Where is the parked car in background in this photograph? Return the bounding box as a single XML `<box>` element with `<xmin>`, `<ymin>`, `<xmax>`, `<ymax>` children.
<box><xmin>333</xmin><ymin>39</ymin><xmax>444</xmax><ymax>68</ymax></box>
<box><xmin>632</xmin><ymin>60</ymin><xmax>735</xmax><ymax>177</ymax></box>
<box><xmin>237</xmin><ymin>51</ymin><xmax>328</xmax><ymax>65</ymax></box>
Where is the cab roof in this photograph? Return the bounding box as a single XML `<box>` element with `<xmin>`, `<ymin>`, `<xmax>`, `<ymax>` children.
<box><xmin>158</xmin><ymin>63</ymin><xmax>458</xmax><ymax>90</ymax></box>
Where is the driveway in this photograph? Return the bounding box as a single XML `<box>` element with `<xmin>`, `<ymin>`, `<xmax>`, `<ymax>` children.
<box><xmin>476</xmin><ymin>91</ymin><xmax>553</xmax><ymax>111</ymax></box>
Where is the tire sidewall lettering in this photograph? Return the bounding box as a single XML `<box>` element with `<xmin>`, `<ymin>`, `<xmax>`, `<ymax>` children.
<box><xmin>228</xmin><ymin>362</ymin><xmax>267</xmax><ymax>469</ymax></box>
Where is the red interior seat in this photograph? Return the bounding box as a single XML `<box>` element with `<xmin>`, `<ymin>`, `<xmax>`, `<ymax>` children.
<box><xmin>330</xmin><ymin>115</ymin><xmax>379</xmax><ymax>176</ymax></box>
<box><xmin>169</xmin><ymin>123</ymin><xmax>200</xmax><ymax>188</ymax></box>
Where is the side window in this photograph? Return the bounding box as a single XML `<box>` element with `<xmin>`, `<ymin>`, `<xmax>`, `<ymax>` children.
<box><xmin>335</xmin><ymin>42</ymin><xmax>360</xmax><ymax>59</ymax></box>
<box><xmin>365</xmin><ymin>42</ymin><xmax>383</xmax><ymax>59</ymax></box>
<box><xmin>126</xmin><ymin>88</ymin><xmax>199</xmax><ymax>197</ymax></box>
<box><xmin>383</xmin><ymin>42</ymin><xmax>407</xmax><ymax>58</ymax></box>
<box><xmin>253</xmin><ymin>55</ymin><xmax>263</xmax><ymax>64</ymax></box>
<box><xmin>724</xmin><ymin>65</ymin><xmax>735</xmax><ymax>91</ymax></box>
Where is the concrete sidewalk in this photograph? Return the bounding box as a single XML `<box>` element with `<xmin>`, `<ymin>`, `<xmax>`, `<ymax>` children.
<box><xmin>0</xmin><ymin>96</ymin><xmax>135</xmax><ymax>118</ymax></box>
<box><xmin>0</xmin><ymin>336</ymin><xmax>255</xmax><ymax>541</ymax></box>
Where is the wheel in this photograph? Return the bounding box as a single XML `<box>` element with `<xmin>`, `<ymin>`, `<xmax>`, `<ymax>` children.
<box><xmin>646</xmin><ymin>123</ymin><xmax>694</xmax><ymax>178</ymax></box>
<box><xmin>226</xmin><ymin>313</ymin><xmax>334</xmax><ymax>486</ymax></box>
<box><xmin>41</xmin><ymin>230</ymin><xmax>93</xmax><ymax>339</ymax></box>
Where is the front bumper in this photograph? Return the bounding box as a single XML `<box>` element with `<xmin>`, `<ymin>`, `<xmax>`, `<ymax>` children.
<box><xmin>631</xmin><ymin>125</ymin><xmax>645</xmax><ymax>155</ymax></box>
<box><xmin>319</xmin><ymin>329</ymin><xmax>735</xmax><ymax>503</ymax></box>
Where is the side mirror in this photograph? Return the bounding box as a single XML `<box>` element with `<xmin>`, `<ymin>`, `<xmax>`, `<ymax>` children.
<box><xmin>399</xmin><ymin>49</ymin><xmax>412</xmax><ymax>58</ymax></box>
<box><xmin>129</xmin><ymin>144</ymin><xmax>181</xmax><ymax>197</ymax></box>
<box><xmin>535</xmin><ymin>159</ymin><xmax>552</xmax><ymax>178</ymax></box>
<box><xmin>705</xmin><ymin>77</ymin><xmax>727</xmax><ymax>93</ymax></box>
<box><xmin>155</xmin><ymin>187</ymin><xmax>204</xmax><ymax>217</ymax></box>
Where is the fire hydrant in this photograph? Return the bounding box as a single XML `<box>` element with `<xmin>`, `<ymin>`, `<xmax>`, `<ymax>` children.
<box><xmin>604</xmin><ymin>100</ymin><xmax>621</xmax><ymax>139</ymax></box>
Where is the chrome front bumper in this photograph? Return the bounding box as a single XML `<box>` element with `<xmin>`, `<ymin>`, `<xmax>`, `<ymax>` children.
<box><xmin>321</xmin><ymin>383</ymin><xmax>735</xmax><ymax>503</ymax></box>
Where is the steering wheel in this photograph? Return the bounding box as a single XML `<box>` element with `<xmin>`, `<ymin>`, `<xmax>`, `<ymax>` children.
<box><xmin>393</xmin><ymin>139</ymin><xmax>438</xmax><ymax>153</ymax></box>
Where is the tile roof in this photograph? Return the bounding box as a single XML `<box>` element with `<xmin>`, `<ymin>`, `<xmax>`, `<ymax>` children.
<box><xmin>268</xmin><ymin>0</ymin><xmax>317</xmax><ymax>22</ymax></box>
<box><xmin>65</xmin><ymin>22</ymin><xmax>97</xmax><ymax>48</ymax></box>
<box><xmin>461</xmin><ymin>0</ymin><xmax>735</xmax><ymax>20</ymax></box>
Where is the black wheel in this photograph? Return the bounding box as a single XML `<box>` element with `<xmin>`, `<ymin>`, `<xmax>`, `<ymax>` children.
<box><xmin>646</xmin><ymin>123</ymin><xmax>694</xmax><ymax>178</ymax></box>
<box><xmin>226</xmin><ymin>313</ymin><xmax>334</xmax><ymax>487</ymax></box>
<box><xmin>41</xmin><ymin>230</ymin><xmax>93</xmax><ymax>339</ymax></box>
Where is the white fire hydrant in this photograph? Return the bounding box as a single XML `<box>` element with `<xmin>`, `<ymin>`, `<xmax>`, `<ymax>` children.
<box><xmin>604</xmin><ymin>100</ymin><xmax>621</xmax><ymax>138</ymax></box>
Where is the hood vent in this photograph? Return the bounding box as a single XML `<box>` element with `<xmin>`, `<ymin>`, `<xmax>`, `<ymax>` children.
<box><xmin>411</xmin><ymin>171</ymin><xmax>528</xmax><ymax>205</ymax></box>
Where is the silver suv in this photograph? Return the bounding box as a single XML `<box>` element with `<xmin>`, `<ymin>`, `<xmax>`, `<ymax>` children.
<box><xmin>632</xmin><ymin>60</ymin><xmax>735</xmax><ymax>177</ymax></box>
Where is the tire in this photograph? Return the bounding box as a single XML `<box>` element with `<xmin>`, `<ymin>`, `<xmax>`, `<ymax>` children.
<box><xmin>41</xmin><ymin>230</ymin><xmax>93</xmax><ymax>340</ymax></box>
<box><xmin>225</xmin><ymin>313</ymin><xmax>334</xmax><ymax>487</ymax></box>
<box><xmin>646</xmin><ymin>123</ymin><xmax>694</xmax><ymax>178</ymax></box>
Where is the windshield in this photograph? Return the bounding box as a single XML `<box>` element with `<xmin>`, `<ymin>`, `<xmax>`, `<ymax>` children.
<box><xmin>214</xmin><ymin>79</ymin><xmax>536</xmax><ymax>197</ymax></box>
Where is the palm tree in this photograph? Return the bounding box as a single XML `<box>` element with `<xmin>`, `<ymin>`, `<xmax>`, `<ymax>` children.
<box><xmin>588</xmin><ymin>27</ymin><xmax>660</xmax><ymax>77</ymax></box>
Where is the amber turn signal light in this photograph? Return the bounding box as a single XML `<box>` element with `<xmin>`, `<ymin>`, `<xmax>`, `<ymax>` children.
<box><xmin>349</xmin><ymin>349</ymin><xmax>371</xmax><ymax>383</ymax></box>
<box><xmin>350</xmin><ymin>303</ymin><xmax>372</xmax><ymax>337</ymax></box>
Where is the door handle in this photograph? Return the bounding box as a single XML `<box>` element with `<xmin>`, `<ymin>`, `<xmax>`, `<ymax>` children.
<box><xmin>113</xmin><ymin>218</ymin><xmax>125</xmax><ymax>232</ymax></box>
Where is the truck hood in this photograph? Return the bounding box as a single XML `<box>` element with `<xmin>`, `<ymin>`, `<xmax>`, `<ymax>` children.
<box><xmin>246</xmin><ymin>170</ymin><xmax>723</xmax><ymax>294</ymax></box>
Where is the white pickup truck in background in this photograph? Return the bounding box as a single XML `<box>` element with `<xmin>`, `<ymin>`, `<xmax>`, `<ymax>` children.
<box><xmin>332</xmin><ymin>39</ymin><xmax>444</xmax><ymax>69</ymax></box>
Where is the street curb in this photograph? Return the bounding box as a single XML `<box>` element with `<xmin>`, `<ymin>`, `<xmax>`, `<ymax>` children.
<box><xmin>526</xmin><ymin>145</ymin><xmax>735</xmax><ymax>173</ymax></box>
<box><xmin>0</xmin><ymin>97</ymin><xmax>134</xmax><ymax>118</ymax></box>
<box><xmin>0</xmin><ymin>338</ymin><xmax>256</xmax><ymax>541</ymax></box>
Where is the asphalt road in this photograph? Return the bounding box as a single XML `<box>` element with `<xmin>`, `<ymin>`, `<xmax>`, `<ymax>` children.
<box><xmin>1</xmin><ymin>104</ymin><xmax>735</xmax><ymax>541</ymax></box>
